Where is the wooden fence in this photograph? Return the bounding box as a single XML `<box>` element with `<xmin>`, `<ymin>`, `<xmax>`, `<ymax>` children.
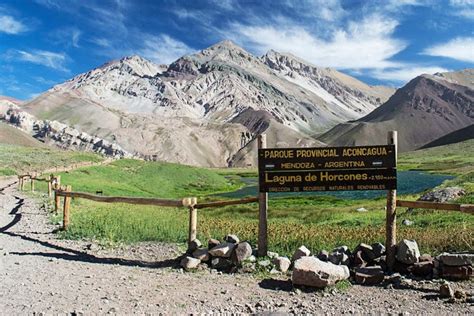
<box><xmin>17</xmin><ymin>171</ymin><xmax>474</xmax><ymax>255</ymax></box>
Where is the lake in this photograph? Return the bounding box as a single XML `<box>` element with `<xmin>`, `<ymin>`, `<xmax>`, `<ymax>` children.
<box><xmin>215</xmin><ymin>171</ymin><xmax>453</xmax><ymax>200</ymax></box>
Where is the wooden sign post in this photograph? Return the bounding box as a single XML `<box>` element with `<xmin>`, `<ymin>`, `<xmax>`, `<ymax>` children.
<box><xmin>385</xmin><ymin>131</ymin><xmax>398</xmax><ymax>272</ymax></box>
<box><xmin>257</xmin><ymin>134</ymin><xmax>268</xmax><ymax>257</ymax></box>
<box><xmin>257</xmin><ymin>133</ymin><xmax>398</xmax><ymax>259</ymax></box>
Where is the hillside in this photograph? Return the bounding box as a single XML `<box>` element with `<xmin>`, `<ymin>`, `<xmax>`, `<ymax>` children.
<box><xmin>14</xmin><ymin>40</ymin><xmax>394</xmax><ymax>167</ymax></box>
<box><xmin>0</xmin><ymin>122</ymin><xmax>47</xmax><ymax>148</ymax></box>
<box><xmin>420</xmin><ymin>124</ymin><xmax>474</xmax><ymax>149</ymax></box>
<box><xmin>319</xmin><ymin>70</ymin><xmax>474</xmax><ymax>151</ymax></box>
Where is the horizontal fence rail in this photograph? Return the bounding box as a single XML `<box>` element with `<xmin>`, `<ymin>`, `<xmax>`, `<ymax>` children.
<box><xmin>55</xmin><ymin>190</ymin><xmax>197</xmax><ymax>208</ymax></box>
<box><xmin>195</xmin><ymin>197</ymin><xmax>259</xmax><ymax>209</ymax></box>
<box><xmin>397</xmin><ymin>200</ymin><xmax>474</xmax><ymax>214</ymax></box>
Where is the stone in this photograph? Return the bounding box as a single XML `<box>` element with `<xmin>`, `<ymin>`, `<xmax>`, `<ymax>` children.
<box><xmin>396</xmin><ymin>239</ymin><xmax>420</xmax><ymax>264</ymax></box>
<box><xmin>371</xmin><ymin>243</ymin><xmax>386</xmax><ymax>259</ymax></box>
<box><xmin>180</xmin><ymin>256</ymin><xmax>201</xmax><ymax>270</ymax></box>
<box><xmin>437</xmin><ymin>253</ymin><xmax>474</xmax><ymax>267</ymax></box>
<box><xmin>393</xmin><ymin>260</ymin><xmax>412</xmax><ymax>274</ymax></box>
<box><xmin>353</xmin><ymin>250</ymin><xmax>367</xmax><ymax>268</ymax></box>
<box><xmin>386</xmin><ymin>272</ymin><xmax>403</xmax><ymax>284</ymax></box>
<box><xmin>267</xmin><ymin>251</ymin><xmax>279</xmax><ymax>259</ymax></box>
<box><xmin>440</xmin><ymin>283</ymin><xmax>454</xmax><ymax>298</ymax></box>
<box><xmin>333</xmin><ymin>245</ymin><xmax>350</xmax><ymax>255</ymax></box>
<box><xmin>454</xmin><ymin>290</ymin><xmax>467</xmax><ymax>300</ymax></box>
<box><xmin>211</xmin><ymin>258</ymin><xmax>233</xmax><ymax>272</ymax></box>
<box><xmin>231</xmin><ymin>242</ymin><xmax>252</xmax><ymax>264</ymax></box>
<box><xmin>208</xmin><ymin>238</ymin><xmax>220</xmax><ymax>250</ymax></box>
<box><xmin>292</xmin><ymin>245</ymin><xmax>311</xmax><ymax>262</ymax></box>
<box><xmin>292</xmin><ymin>256</ymin><xmax>350</xmax><ymax>288</ymax></box>
<box><xmin>208</xmin><ymin>242</ymin><xmax>235</xmax><ymax>258</ymax></box>
<box><xmin>272</xmin><ymin>256</ymin><xmax>291</xmax><ymax>273</ymax></box>
<box><xmin>257</xmin><ymin>260</ymin><xmax>271</xmax><ymax>268</ymax></box>
<box><xmin>356</xmin><ymin>207</ymin><xmax>368</xmax><ymax>212</ymax></box>
<box><xmin>224</xmin><ymin>234</ymin><xmax>240</xmax><ymax>244</ymax></box>
<box><xmin>317</xmin><ymin>250</ymin><xmax>329</xmax><ymax>261</ymax></box>
<box><xmin>355</xmin><ymin>266</ymin><xmax>385</xmax><ymax>285</ymax></box>
<box><xmin>373</xmin><ymin>255</ymin><xmax>387</xmax><ymax>272</ymax></box>
<box><xmin>418</xmin><ymin>187</ymin><xmax>465</xmax><ymax>203</ymax></box>
<box><xmin>419</xmin><ymin>254</ymin><xmax>433</xmax><ymax>262</ymax></box>
<box><xmin>409</xmin><ymin>261</ymin><xmax>433</xmax><ymax>277</ymax></box>
<box><xmin>187</xmin><ymin>239</ymin><xmax>202</xmax><ymax>253</ymax></box>
<box><xmin>402</xmin><ymin>219</ymin><xmax>414</xmax><ymax>226</ymax></box>
<box><xmin>441</xmin><ymin>265</ymin><xmax>473</xmax><ymax>280</ymax></box>
<box><xmin>245</xmin><ymin>255</ymin><xmax>257</xmax><ymax>263</ymax></box>
<box><xmin>192</xmin><ymin>248</ymin><xmax>210</xmax><ymax>262</ymax></box>
<box><xmin>355</xmin><ymin>243</ymin><xmax>376</xmax><ymax>262</ymax></box>
<box><xmin>328</xmin><ymin>252</ymin><xmax>349</xmax><ymax>266</ymax></box>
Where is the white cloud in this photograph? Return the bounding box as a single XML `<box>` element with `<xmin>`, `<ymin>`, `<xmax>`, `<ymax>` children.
<box><xmin>423</xmin><ymin>37</ymin><xmax>474</xmax><ymax>63</ymax></box>
<box><xmin>229</xmin><ymin>14</ymin><xmax>406</xmax><ymax>69</ymax></box>
<box><xmin>50</xmin><ymin>27</ymin><xmax>82</xmax><ymax>48</ymax></box>
<box><xmin>450</xmin><ymin>0</ymin><xmax>474</xmax><ymax>19</ymax></box>
<box><xmin>91</xmin><ymin>37</ymin><xmax>112</xmax><ymax>47</ymax></box>
<box><xmin>370</xmin><ymin>66</ymin><xmax>450</xmax><ymax>82</ymax></box>
<box><xmin>138</xmin><ymin>34</ymin><xmax>194</xmax><ymax>64</ymax></box>
<box><xmin>16</xmin><ymin>50</ymin><xmax>69</xmax><ymax>72</ymax></box>
<box><xmin>0</xmin><ymin>15</ymin><xmax>27</xmax><ymax>34</ymax></box>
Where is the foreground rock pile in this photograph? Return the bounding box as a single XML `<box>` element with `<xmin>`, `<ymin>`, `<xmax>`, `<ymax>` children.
<box><xmin>180</xmin><ymin>235</ymin><xmax>473</xmax><ymax>291</ymax></box>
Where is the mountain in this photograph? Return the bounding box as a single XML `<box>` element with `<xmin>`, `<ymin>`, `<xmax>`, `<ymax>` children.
<box><xmin>420</xmin><ymin>124</ymin><xmax>474</xmax><ymax>149</ymax></box>
<box><xmin>319</xmin><ymin>70</ymin><xmax>474</xmax><ymax>152</ymax></box>
<box><xmin>16</xmin><ymin>40</ymin><xmax>394</xmax><ymax>167</ymax></box>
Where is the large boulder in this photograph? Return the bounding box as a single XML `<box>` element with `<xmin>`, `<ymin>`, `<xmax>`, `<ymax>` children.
<box><xmin>192</xmin><ymin>248</ymin><xmax>210</xmax><ymax>262</ymax></box>
<box><xmin>208</xmin><ymin>238</ymin><xmax>220</xmax><ymax>250</ymax></box>
<box><xmin>418</xmin><ymin>187</ymin><xmax>465</xmax><ymax>203</ymax></box>
<box><xmin>441</xmin><ymin>265</ymin><xmax>473</xmax><ymax>280</ymax></box>
<box><xmin>436</xmin><ymin>253</ymin><xmax>474</xmax><ymax>267</ymax></box>
<box><xmin>292</xmin><ymin>245</ymin><xmax>311</xmax><ymax>262</ymax></box>
<box><xmin>224</xmin><ymin>234</ymin><xmax>240</xmax><ymax>244</ymax></box>
<box><xmin>292</xmin><ymin>257</ymin><xmax>350</xmax><ymax>288</ymax></box>
<box><xmin>396</xmin><ymin>239</ymin><xmax>420</xmax><ymax>264</ymax></box>
<box><xmin>231</xmin><ymin>242</ymin><xmax>252</xmax><ymax>264</ymax></box>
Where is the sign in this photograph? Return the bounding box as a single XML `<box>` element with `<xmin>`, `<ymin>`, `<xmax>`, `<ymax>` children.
<box><xmin>258</xmin><ymin>145</ymin><xmax>396</xmax><ymax>192</ymax></box>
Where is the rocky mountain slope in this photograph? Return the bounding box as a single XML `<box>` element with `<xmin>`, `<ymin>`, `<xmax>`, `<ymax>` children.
<box><xmin>319</xmin><ymin>70</ymin><xmax>474</xmax><ymax>152</ymax></box>
<box><xmin>14</xmin><ymin>40</ymin><xmax>393</xmax><ymax>167</ymax></box>
<box><xmin>420</xmin><ymin>124</ymin><xmax>474</xmax><ymax>149</ymax></box>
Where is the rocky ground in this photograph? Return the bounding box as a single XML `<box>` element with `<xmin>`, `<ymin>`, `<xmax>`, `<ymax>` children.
<box><xmin>0</xmin><ymin>177</ymin><xmax>472</xmax><ymax>314</ymax></box>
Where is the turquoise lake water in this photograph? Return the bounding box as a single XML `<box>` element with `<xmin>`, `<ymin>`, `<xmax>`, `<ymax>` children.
<box><xmin>215</xmin><ymin>171</ymin><xmax>453</xmax><ymax>200</ymax></box>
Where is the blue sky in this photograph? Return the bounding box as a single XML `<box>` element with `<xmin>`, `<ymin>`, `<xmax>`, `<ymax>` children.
<box><xmin>0</xmin><ymin>0</ymin><xmax>473</xmax><ymax>100</ymax></box>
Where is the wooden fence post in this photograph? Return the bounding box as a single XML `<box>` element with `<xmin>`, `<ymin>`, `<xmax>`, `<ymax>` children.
<box><xmin>386</xmin><ymin>131</ymin><xmax>398</xmax><ymax>272</ymax></box>
<box><xmin>48</xmin><ymin>174</ymin><xmax>53</xmax><ymax>197</ymax></box>
<box><xmin>63</xmin><ymin>185</ymin><xmax>72</xmax><ymax>230</ymax></box>
<box><xmin>54</xmin><ymin>186</ymin><xmax>60</xmax><ymax>213</ymax></box>
<box><xmin>188</xmin><ymin>206</ymin><xmax>197</xmax><ymax>245</ymax></box>
<box><xmin>257</xmin><ymin>134</ymin><xmax>268</xmax><ymax>257</ymax></box>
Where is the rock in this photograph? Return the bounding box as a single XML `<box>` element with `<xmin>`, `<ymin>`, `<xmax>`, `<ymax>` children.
<box><xmin>224</xmin><ymin>234</ymin><xmax>240</xmax><ymax>244</ymax></box>
<box><xmin>409</xmin><ymin>261</ymin><xmax>433</xmax><ymax>277</ymax></box>
<box><xmin>356</xmin><ymin>207</ymin><xmax>367</xmax><ymax>212</ymax></box>
<box><xmin>396</xmin><ymin>239</ymin><xmax>420</xmax><ymax>264</ymax></box>
<box><xmin>441</xmin><ymin>265</ymin><xmax>473</xmax><ymax>280</ymax></box>
<box><xmin>208</xmin><ymin>238</ymin><xmax>220</xmax><ymax>250</ymax></box>
<box><xmin>328</xmin><ymin>252</ymin><xmax>349</xmax><ymax>266</ymax></box>
<box><xmin>418</xmin><ymin>187</ymin><xmax>465</xmax><ymax>203</ymax></box>
<box><xmin>402</xmin><ymin>219</ymin><xmax>414</xmax><ymax>226</ymax></box>
<box><xmin>454</xmin><ymin>290</ymin><xmax>467</xmax><ymax>300</ymax></box>
<box><xmin>333</xmin><ymin>245</ymin><xmax>350</xmax><ymax>255</ymax></box>
<box><xmin>192</xmin><ymin>248</ymin><xmax>210</xmax><ymax>262</ymax></box>
<box><xmin>353</xmin><ymin>250</ymin><xmax>367</xmax><ymax>268</ymax></box>
<box><xmin>257</xmin><ymin>260</ymin><xmax>271</xmax><ymax>268</ymax></box>
<box><xmin>231</xmin><ymin>242</ymin><xmax>252</xmax><ymax>264</ymax></box>
<box><xmin>180</xmin><ymin>256</ymin><xmax>201</xmax><ymax>270</ymax></box>
<box><xmin>354</xmin><ymin>243</ymin><xmax>376</xmax><ymax>262</ymax></box>
<box><xmin>386</xmin><ymin>272</ymin><xmax>403</xmax><ymax>284</ymax></box>
<box><xmin>355</xmin><ymin>266</ymin><xmax>385</xmax><ymax>285</ymax></box>
<box><xmin>208</xmin><ymin>242</ymin><xmax>235</xmax><ymax>258</ymax></box>
<box><xmin>267</xmin><ymin>251</ymin><xmax>279</xmax><ymax>259</ymax></box>
<box><xmin>292</xmin><ymin>257</ymin><xmax>350</xmax><ymax>288</ymax></box>
<box><xmin>393</xmin><ymin>260</ymin><xmax>412</xmax><ymax>274</ymax></box>
<box><xmin>373</xmin><ymin>255</ymin><xmax>387</xmax><ymax>272</ymax></box>
<box><xmin>187</xmin><ymin>239</ymin><xmax>202</xmax><ymax>253</ymax></box>
<box><xmin>437</xmin><ymin>253</ymin><xmax>474</xmax><ymax>266</ymax></box>
<box><xmin>440</xmin><ymin>283</ymin><xmax>454</xmax><ymax>298</ymax></box>
<box><xmin>419</xmin><ymin>254</ymin><xmax>433</xmax><ymax>262</ymax></box>
<box><xmin>317</xmin><ymin>250</ymin><xmax>329</xmax><ymax>261</ymax></box>
<box><xmin>371</xmin><ymin>243</ymin><xmax>385</xmax><ymax>258</ymax></box>
<box><xmin>292</xmin><ymin>245</ymin><xmax>311</xmax><ymax>262</ymax></box>
<box><xmin>211</xmin><ymin>258</ymin><xmax>233</xmax><ymax>272</ymax></box>
<box><xmin>272</xmin><ymin>256</ymin><xmax>291</xmax><ymax>273</ymax></box>
<box><xmin>246</xmin><ymin>255</ymin><xmax>257</xmax><ymax>263</ymax></box>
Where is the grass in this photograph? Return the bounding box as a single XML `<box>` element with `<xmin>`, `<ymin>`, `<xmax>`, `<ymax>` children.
<box><xmin>31</xmin><ymin>140</ymin><xmax>473</xmax><ymax>257</ymax></box>
<box><xmin>0</xmin><ymin>143</ymin><xmax>102</xmax><ymax>175</ymax></box>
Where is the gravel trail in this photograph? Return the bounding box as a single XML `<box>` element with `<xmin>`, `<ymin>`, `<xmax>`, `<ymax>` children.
<box><xmin>0</xmin><ymin>177</ymin><xmax>472</xmax><ymax>314</ymax></box>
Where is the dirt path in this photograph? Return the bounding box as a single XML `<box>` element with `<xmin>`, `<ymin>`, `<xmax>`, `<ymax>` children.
<box><xmin>0</xmin><ymin>177</ymin><xmax>472</xmax><ymax>314</ymax></box>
